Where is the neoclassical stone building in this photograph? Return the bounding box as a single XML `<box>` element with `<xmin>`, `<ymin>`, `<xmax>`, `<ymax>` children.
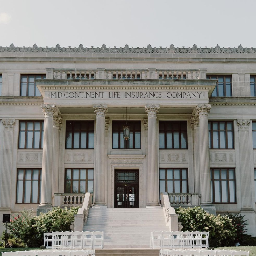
<box><xmin>0</xmin><ymin>44</ymin><xmax>256</xmax><ymax>236</ymax></box>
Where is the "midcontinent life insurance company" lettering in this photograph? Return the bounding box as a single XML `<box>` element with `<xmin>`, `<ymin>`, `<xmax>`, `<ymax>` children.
<box><xmin>49</xmin><ymin>91</ymin><xmax>206</xmax><ymax>100</ymax></box>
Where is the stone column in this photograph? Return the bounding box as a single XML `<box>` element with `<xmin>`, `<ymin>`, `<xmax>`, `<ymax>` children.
<box><xmin>0</xmin><ymin>119</ymin><xmax>15</xmax><ymax>208</ymax></box>
<box><xmin>196</xmin><ymin>104</ymin><xmax>211</xmax><ymax>204</ymax></box>
<box><xmin>40</xmin><ymin>104</ymin><xmax>58</xmax><ymax>207</ymax></box>
<box><xmin>191</xmin><ymin>111</ymin><xmax>200</xmax><ymax>195</ymax></box>
<box><xmin>145</xmin><ymin>104</ymin><xmax>160</xmax><ymax>206</ymax></box>
<box><xmin>52</xmin><ymin>113</ymin><xmax>62</xmax><ymax>197</ymax></box>
<box><xmin>237</xmin><ymin>120</ymin><xmax>254</xmax><ymax>209</ymax></box>
<box><xmin>94</xmin><ymin>104</ymin><xmax>108</xmax><ymax>205</ymax></box>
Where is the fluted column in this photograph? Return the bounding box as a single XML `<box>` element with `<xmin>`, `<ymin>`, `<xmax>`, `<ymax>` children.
<box><xmin>145</xmin><ymin>104</ymin><xmax>160</xmax><ymax>206</ymax></box>
<box><xmin>0</xmin><ymin>119</ymin><xmax>15</xmax><ymax>208</ymax></box>
<box><xmin>94</xmin><ymin>104</ymin><xmax>108</xmax><ymax>205</ymax></box>
<box><xmin>40</xmin><ymin>104</ymin><xmax>58</xmax><ymax>206</ymax></box>
<box><xmin>191</xmin><ymin>111</ymin><xmax>200</xmax><ymax>194</ymax></box>
<box><xmin>196</xmin><ymin>104</ymin><xmax>211</xmax><ymax>204</ymax></box>
<box><xmin>237</xmin><ymin>119</ymin><xmax>254</xmax><ymax>210</ymax></box>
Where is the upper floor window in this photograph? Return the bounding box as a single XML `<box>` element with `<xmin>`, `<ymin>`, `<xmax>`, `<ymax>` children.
<box><xmin>20</xmin><ymin>74</ymin><xmax>46</xmax><ymax>96</ymax></box>
<box><xmin>253</xmin><ymin>122</ymin><xmax>256</xmax><ymax>149</ymax></box>
<box><xmin>250</xmin><ymin>76</ymin><xmax>256</xmax><ymax>96</ymax></box>
<box><xmin>19</xmin><ymin>121</ymin><xmax>44</xmax><ymax>149</ymax></box>
<box><xmin>208</xmin><ymin>121</ymin><xmax>234</xmax><ymax>149</ymax></box>
<box><xmin>65</xmin><ymin>168</ymin><xmax>94</xmax><ymax>193</ymax></box>
<box><xmin>16</xmin><ymin>168</ymin><xmax>41</xmax><ymax>204</ymax></box>
<box><xmin>112</xmin><ymin>121</ymin><xmax>141</xmax><ymax>149</ymax></box>
<box><xmin>254</xmin><ymin>169</ymin><xmax>256</xmax><ymax>202</ymax></box>
<box><xmin>0</xmin><ymin>74</ymin><xmax>2</xmax><ymax>96</ymax></box>
<box><xmin>159</xmin><ymin>121</ymin><xmax>187</xmax><ymax>149</ymax></box>
<box><xmin>207</xmin><ymin>75</ymin><xmax>232</xmax><ymax>97</ymax></box>
<box><xmin>66</xmin><ymin>121</ymin><xmax>94</xmax><ymax>149</ymax></box>
<box><xmin>211</xmin><ymin>168</ymin><xmax>236</xmax><ymax>203</ymax></box>
<box><xmin>159</xmin><ymin>168</ymin><xmax>188</xmax><ymax>195</ymax></box>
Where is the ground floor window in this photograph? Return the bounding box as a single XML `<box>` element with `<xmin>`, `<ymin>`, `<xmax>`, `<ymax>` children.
<box><xmin>211</xmin><ymin>168</ymin><xmax>236</xmax><ymax>203</ymax></box>
<box><xmin>16</xmin><ymin>169</ymin><xmax>41</xmax><ymax>204</ymax></box>
<box><xmin>65</xmin><ymin>168</ymin><xmax>94</xmax><ymax>193</ymax></box>
<box><xmin>159</xmin><ymin>168</ymin><xmax>188</xmax><ymax>195</ymax></box>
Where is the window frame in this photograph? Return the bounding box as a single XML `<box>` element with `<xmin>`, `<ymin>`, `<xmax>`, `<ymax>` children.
<box><xmin>208</xmin><ymin>121</ymin><xmax>234</xmax><ymax>149</ymax></box>
<box><xmin>159</xmin><ymin>121</ymin><xmax>188</xmax><ymax>149</ymax></box>
<box><xmin>159</xmin><ymin>168</ymin><xmax>188</xmax><ymax>195</ymax></box>
<box><xmin>0</xmin><ymin>74</ymin><xmax>2</xmax><ymax>96</ymax></box>
<box><xmin>252</xmin><ymin>121</ymin><xmax>256</xmax><ymax>149</ymax></box>
<box><xmin>20</xmin><ymin>74</ymin><xmax>46</xmax><ymax>96</ymax></box>
<box><xmin>18</xmin><ymin>121</ymin><xmax>44</xmax><ymax>149</ymax></box>
<box><xmin>207</xmin><ymin>75</ymin><xmax>232</xmax><ymax>97</ymax></box>
<box><xmin>254</xmin><ymin>169</ymin><xmax>256</xmax><ymax>203</ymax></box>
<box><xmin>65</xmin><ymin>120</ymin><xmax>94</xmax><ymax>149</ymax></box>
<box><xmin>250</xmin><ymin>76</ymin><xmax>256</xmax><ymax>97</ymax></box>
<box><xmin>64</xmin><ymin>168</ymin><xmax>94</xmax><ymax>193</ymax></box>
<box><xmin>16</xmin><ymin>168</ymin><xmax>42</xmax><ymax>204</ymax></box>
<box><xmin>112</xmin><ymin>121</ymin><xmax>141</xmax><ymax>149</ymax></box>
<box><xmin>211</xmin><ymin>168</ymin><xmax>236</xmax><ymax>204</ymax></box>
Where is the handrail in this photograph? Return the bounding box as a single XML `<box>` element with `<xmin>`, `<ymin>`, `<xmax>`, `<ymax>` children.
<box><xmin>161</xmin><ymin>192</ymin><xmax>179</xmax><ymax>231</ymax></box>
<box><xmin>73</xmin><ymin>192</ymin><xmax>92</xmax><ymax>232</ymax></box>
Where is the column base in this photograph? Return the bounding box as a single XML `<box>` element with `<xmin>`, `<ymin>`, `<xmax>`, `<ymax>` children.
<box><xmin>200</xmin><ymin>204</ymin><xmax>216</xmax><ymax>215</ymax></box>
<box><xmin>147</xmin><ymin>202</ymin><xmax>160</xmax><ymax>207</ymax></box>
<box><xmin>37</xmin><ymin>204</ymin><xmax>52</xmax><ymax>216</ymax></box>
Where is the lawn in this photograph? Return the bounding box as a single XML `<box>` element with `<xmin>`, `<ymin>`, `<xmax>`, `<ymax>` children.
<box><xmin>217</xmin><ymin>247</ymin><xmax>255</xmax><ymax>255</ymax></box>
<box><xmin>0</xmin><ymin>248</ymin><xmax>41</xmax><ymax>256</ymax></box>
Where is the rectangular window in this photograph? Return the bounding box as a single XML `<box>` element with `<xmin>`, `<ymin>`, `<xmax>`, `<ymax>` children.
<box><xmin>207</xmin><ymin>75</ymin><xmax>232</xmax><ymax>97</ymax></box>
<box><xmin>19</xmin><ymin>121</ymin><xmax>44</xmax><ymax>149</ymax></box>
<box><xmin>211</xmin><ymin>168</ymin><xmax>236</xmax><ymax>203</ymax></box>
<box><xmin>66</xmin><ymin>121</ymin><xmax>94</xmax><ymax>149</ymax></box>
<box><xmin>208</xmin><ymin>121</ymin><xmax>234</xmax><ymax>149</ymax></box>
<box><xmin>0</xmin><ymin>74</ymin><xmax>2</xmax><ymax>96</ymax></box>
<box><xmin>16</xmin><ymin>169</ymin><xmax>41</xmax><ymax>204</ymax></box>
<box><xmin>20</xmin><ymin>74</ymin><xmax>46</xmax><ymax>96</ymax></box>
<box><xmin>250</xmin><ymin>76</ymin><xmax>256</xmax><ymax>96</ymax></box>
<box><xmin>65</xmin><ymin>168</ymin><xmax>94</xmax><ymax>193</ymax></box>
<box><xmin>159</xmin><ymin>168</ymin><xmax>188</xmax><ymax>195</ymax></box>
<box><xmin>159</xmin><ymin>121</ymin><xmax>187</xmax><ymax>149</ymax></box>
<box><xmin>253</xmin><ymin>122</ymin><xmax>256</xmax><ymax>149</ymax></box>
<box><xmin>255</xmin><ymin>169</ymin><xmax>256</xmax><ymax>202</ymax></box>
<box><xmin>112</xmin><ymin>121</ymin><xmax>141</xmax><ymax>149</ymax></box>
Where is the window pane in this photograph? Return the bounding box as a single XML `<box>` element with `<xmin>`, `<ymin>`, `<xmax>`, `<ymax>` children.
<box><xmin>129</xmin><ymin>133</ymin><xmax>134</xmax><ymax>148</ymax></box>
<box><xmin>182</xmin><ymin>181</ymin><xmax>187</xmax><ymax>193</ymax></box>
<box><xmin>66</xmin><ymin>132</ymin><xmax>72</xmax><ymax>148</ymax></box>
<box><xmin>81</xmin><ymin>132</ymin><xmax>87</xmax><ymax>148</ymax></box>
<box><xmin>24</xmin><ymin>181</ymin><xmax>31</xmax><ymax>203</ymax></box>
<box><xmin>73</xmin><ymin>169</ymin><xmax>79</xmax><ymax>179</ymax></box>
<box><xmin>214</xmin><ymin>181</ymin><xmax>221</xmax><ymax>202</ymax></box>
<box><xmin>174</xmin><ymin>181</ymin><xmax>180</xmax><ymax>193</ymax></box>
<box><xmin>113</xmin><ymin>132</ymin><xmax>119</xmax><ymax>148</ymax></box>
<box><xmin>120</xmin><ymin>132</ymin><xmax>124</xmax><ymax>148</ymax></box>
<box><xmin>160</xmin><ymin>180</ymin><xmax>165</xmax><ymax>194</ymax></box>
<box><xmin>88</xmin><ymin>169</ymin><xmax>94</xmax><ymax>179</ymax></box>
<box><xmin>80</xmin><ymin>169</ymin><xmax>86</xmax><ymax>179</ymax></box>
<box><xmin>21</xmin><ymin>83</ymin><xmax>27</xmax><ymax>96</ymax></box>
<box><xmin>167</xmin><ymin>169</ymin><xmax>173</xmax><ymax>179</ymax></box>
<box><xmin>32</xmin><ymin>170</ymin><xmax>39</xmax><ymax>180</ymax></box>
<box><xmin>173</xmin><ymin>132</ymin><xmax>179</xmax><ymax>148</ymax></box>
<box><xmin>17</xmin><ymin>181</ymin><xmax>23</xmax><ymax>203</ymax></box>
<box><xmin>19</xmin><ymin>131</ymin><xmax>25</xmax><ymax>148</ymax></box>
<box><xmin>221</xmin><ymin>169</ymin><xmax>227</xmax><ymax>179</ymax></box>
<box><xmin>181</xmin><ymin>132</ymin><xmax>187</xmax><ymax>148</ymax></box>
<box><xmin>214</xmin><ymin>170</ymin><xmax>220</xmax><ymax>179</ymax></box>
<box><xmin>135</xmin><ymin>132</ymin><xmax>140</xmax><ymax>148</ymax></box>
<box><xmin>160</xmin><ymin>169</ymin><xmax>165</xmax><ymax>179</ymax></box>
<box><xmin>174</xmin><ymin>169</ymin><xmax>180</xmax><ymax>179</ymax></box>
<box><xmin>74</xmin><ymin>132</ymin><xmax>80</xmax><ymax>148</ymax></box>
<box><xmin>88</xmin><ymin>181</ymin><xmax>93</xmax><ymax>193</ymax></box>
<box><xmin>159</xmin><ymin>133</ymin><xmax>165</xmax><ymax>148</ymax></box>
<box><xmin>32</xmin><ymin>181</ymin><xmax>39</xmax><ymax>203</ymax></box>
<box><xmin>167</xmin><ymin>181</ymin><xmax>173</xmax><ymax>193</ymax></box>
<box><xmin>182</xmin><ymin>169</ymin><xmax>187</xmax><ymax>179</ymax></box>
<box><xmin>227</xmin><ymin>132</ymin><xmax>233</xmax><ymax>148</ymax></box>
<box><xmin>221</xmin><ymin>181</ymin><xmax>228</xmax><ymax>202</ymax></box>
<box><xmin>80</xmin><ymin>181</ymin><xmax>86</xmax><ymax>193</ymax></box>
<box><xmin>229</xmin><ymin>181</ymin><xmax>236</xmax><ymax>203</ymax></box>
<box><xmin>34</xmin><ymin>131</ymin><xmax>40</xmax><ymax>148</ymax></box>
<box><xmin>27</xmin><ymin>132</ymin><xmax>33</xmax><ymax>148</ymax></box>
<box><xmin>28</xmin><ymin>82</ymin><xmax>34</xmax><ymax>96</ymax></box>
<box><xmin>72</xmin><ymin>181</ymin><xmax>79</xmax><ymax>193</ymax></box>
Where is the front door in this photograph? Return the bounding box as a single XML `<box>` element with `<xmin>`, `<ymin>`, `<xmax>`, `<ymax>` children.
<box><xmin>114</xmin><ymin>170</ymin><xmax>139</xmax><ymax>208</ymax></box>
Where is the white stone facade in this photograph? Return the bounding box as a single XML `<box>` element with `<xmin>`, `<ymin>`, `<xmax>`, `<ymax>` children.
<box><xmin>0</xmin><ymin>44</ymin><xmax>256</xmax><ymax>236</ymax></box>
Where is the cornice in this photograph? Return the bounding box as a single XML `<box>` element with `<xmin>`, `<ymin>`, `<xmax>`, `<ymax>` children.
<box><xmin>0</xmin><ymin>97</ymin><xmax>43</xmax><ymax>106</ymax></box>
<box><xmin>210</xmin><ymin>97</ymin><xmax>256</xmax><ymax>106</ymax></box>
<box><xmin>0</xmin><ymin>44</ymin><xmax>256</xmax><ymax>55</ymax></box>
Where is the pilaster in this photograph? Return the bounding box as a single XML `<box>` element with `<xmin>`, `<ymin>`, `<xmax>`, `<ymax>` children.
<box><xmin>145</xmin><ymin>104</ymin><xmax>160</xmax><ymax>205</ymax></box>
<box><xmin>236</xmin><ymin>119</ymin><xmax>254</xmax><ymax>210</ymax></box>
<box><xmin>94</xmin><ymin>104</ymin><xmax>108</xmax><ymax>205</ymax></box>
<box><xmin>0</xmin><ymin>119</ymin><xmax>15</xmax><ymax>208</ymax></box>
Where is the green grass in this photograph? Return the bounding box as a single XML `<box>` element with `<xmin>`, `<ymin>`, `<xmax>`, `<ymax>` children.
<box><xmin>0</xmin><ymin>248</ymin><xmax>41</xmax><ymax>256</ymax></box>
<box><xmin>217</xmin><ymin>247</ymin><xmax>256</xmax><ymax>256</ymax></box>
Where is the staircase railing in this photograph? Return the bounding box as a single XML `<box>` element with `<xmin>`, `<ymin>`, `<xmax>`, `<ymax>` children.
<box><xmin>161</xmin><ymin>192</ymin><xmax>179</xmax><ymax>231</ymax></box>
<box><xmin>73</xmin><ymin>192</ymin><xmax>92</xmax><ymax>232</ymax></box>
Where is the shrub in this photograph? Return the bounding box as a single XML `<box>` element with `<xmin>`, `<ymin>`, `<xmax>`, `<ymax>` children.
<box><xmin>176</xmin><ymin>206</ymin><xmax>236</xmax><ymax>247</ymax></box>
<box><xmin>5</xmin><ymin>207</ymin><xmax>78</xmax><ymax>248</ymax></box>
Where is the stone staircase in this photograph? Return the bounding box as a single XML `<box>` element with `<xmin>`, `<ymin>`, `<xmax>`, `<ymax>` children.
<box><xmin>83</xmin><ymin>206</ymin><xmax>169</xmax><ymax>249</ymax></box>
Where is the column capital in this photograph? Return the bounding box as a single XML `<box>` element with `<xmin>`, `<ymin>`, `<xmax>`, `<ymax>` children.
<box><xmin>195</xmin><ymin>104</ymin><xmax>211</xmax><ymax>117</ymax></box>
<box><xmin>2</xmin><ymin>119</ymin><xmax>15</xmax><ymax>129</ymax></box>
<box><xmin>145</xmin><ymin>104</ymin><xmax>160</xmax><ymax>118</ymax></box>
<box><xmin>94</xmin><ymin>104</ymin><xmax>108</xmax><ymax>117</ymax></box>
<box><xmin>41</xmin><ymin>104</ymin><xmax>58</xmax><ymax>117</ymax></box>
<box><xmin>191</xmin><ymin>109</ymin><xmax>199</xmax><ymax>128</ymax></box>
<box><xmin>53</xmin><ymin>115</ymin><xmax>62</xmax><ymax>130</ymax></box>
<box><xmin>237</xmin><ymin>119</ymin><xmax>251</xmax><ymax>130</ymax></box>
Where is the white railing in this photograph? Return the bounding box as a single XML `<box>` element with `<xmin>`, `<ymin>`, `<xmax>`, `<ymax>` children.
<box><xmin>150</xmin><ymin>231</ymin><xmax>209</xmax><ymax>249</ymax></box>
<box><xmin>54</xmin><ymin>193</ymin><xmax>85</xmax><ymax>207</ymax></box>
<box><xmin>168</xmin><ymin>193</ymin><xmax>201</xmax><ymax>206</ymax></box>
<box><xmin>161</xmin><ymin>192</ymin><xmax>179</xmax><ymax>231</ymax></box>
<box><xmin>3</xmin><ymin>250</ymin><xmax>95</xmax><ymax>256</ymax></box>
<box><xmin>44</xmin><ymin>231</ymin><xmax>103</xmax><ymax>250</ymax></box>
<box><xmin>73</xmin><ymin>193</ymin><xmax>92</xmax><ymax>232</ymax></box>
<box><xmin>47</xmin><ymin>68</ymin><xmax>207</xmax><ymax>80</ymax></box>
<box><xmin>160</xmin><ymin>249</ymin><xmax>249</xmax><ymax>256</ymax></box>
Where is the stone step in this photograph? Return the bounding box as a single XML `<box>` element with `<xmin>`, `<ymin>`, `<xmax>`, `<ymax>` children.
<box><xmin>95</xmin><ymin>249</ymin><xmax>160</xmax><ymax>255</ymax></box>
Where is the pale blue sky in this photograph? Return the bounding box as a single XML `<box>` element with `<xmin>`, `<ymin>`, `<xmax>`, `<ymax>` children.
<box><xmin>0</xmin><ymin>0</ymin><xmax>255</xmax><ymax>48</ymax></box>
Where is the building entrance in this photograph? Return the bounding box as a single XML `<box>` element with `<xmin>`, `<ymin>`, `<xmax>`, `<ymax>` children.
<box><xmin>114</xmin><ymin>170</ymin><xmax>139</xmax><ymax>208</ymax></box>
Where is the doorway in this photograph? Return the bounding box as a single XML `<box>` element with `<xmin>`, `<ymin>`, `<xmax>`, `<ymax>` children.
<box><xmin>114</xmin><ymin>170</ymin><xmax>139</xmax><ymax>208</ymax></box>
